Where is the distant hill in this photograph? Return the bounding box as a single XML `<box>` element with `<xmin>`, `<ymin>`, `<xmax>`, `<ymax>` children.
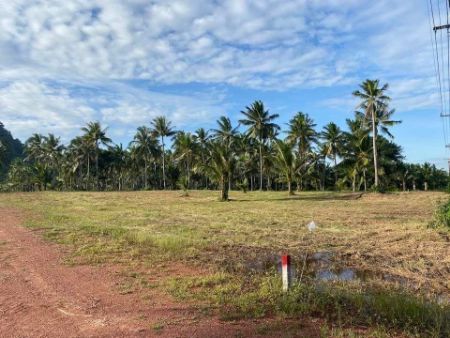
<box><xmin>0</xmin><ymin>122</ymin><xmax>23</xmax><ymax>179</ymax></box>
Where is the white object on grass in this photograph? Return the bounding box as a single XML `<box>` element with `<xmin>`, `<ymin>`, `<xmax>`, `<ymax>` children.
<box><xmin>307</xmin><ymin>220</ymin><xmax>317</xmax><ymax>232</ymax></box>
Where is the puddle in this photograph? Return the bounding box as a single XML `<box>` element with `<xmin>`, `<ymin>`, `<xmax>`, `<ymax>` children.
<box><xmin>316</xmin><ymin>268</ymin><xmax>357</xmax><ymax>282</ymax></box>
<box><xmin>224</xmin><ymin>248</ymin><xmax>448</xmax><ymax>302</ymax></box>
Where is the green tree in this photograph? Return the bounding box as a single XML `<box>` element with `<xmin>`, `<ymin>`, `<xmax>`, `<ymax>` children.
<box><xmin>194</xmin><ymin>128</ymin><xmax>212</xmax><ymax>188</ymax></box>
<box><xmin>204</xmin><ymin>141</ymin><xmax>235</xmax><ymax>201</ymax></box>
<box><xmin>274</xmin><ymin>140</ymin><xmax>296</xmax><ymax>195</ymax></box>
<box><xmin>151</xmin><ymin>116</ymin><xmax>176</xmax><ymax>189</ymax></box>
<box><xmin>173</xmin><ymin>131</ymin><xmax>197</xmax><ymax>189</ymax></box>
<box><xmin>81</xmin><ymin>122</ymin><xmax>111</xmax><ymax>189</ymax></box>
<box><xmin>286</xmin><ymin>112</ymin><xmax>317</xmax><ymax>190</ymax></box>
<box><xmin>239</xmin><ymin>100</ymin><xmax>279</xmax><ymax>191</ymax></box>
<box><xmin>353</xmin><ymin>79</ymin><xmax>392</xmax><ymax>188</ymax></box>
<box><xmin>131</xmin><ymin>126</ymin><xmax>159</xmax><ymax>189</ymax></box>
<box><xmin>320</xmin><ymin>122</ymin><xmax>345</xmax><ymax>185</ymax></box>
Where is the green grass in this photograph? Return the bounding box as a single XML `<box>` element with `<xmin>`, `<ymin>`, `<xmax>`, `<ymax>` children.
<box><xmin>0</xmin><ymin>190</ymin><xmax>449</xmax><ymax>337</ymax></box>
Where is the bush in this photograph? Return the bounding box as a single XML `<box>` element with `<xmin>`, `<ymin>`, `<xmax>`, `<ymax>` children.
<box><xmin>430</xmin><ymin>199</ymin><xmax>450</xmax><ymax>229</ymax></box>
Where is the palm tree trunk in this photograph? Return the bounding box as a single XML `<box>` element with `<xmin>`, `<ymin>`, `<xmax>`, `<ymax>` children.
<box><xmin>363</xmin><ymin>168</ymin><xmax>367</xmax><ymax>192</ymax></box>
<box><xmin>259</xmin><ymin>142</ymin><xmax>263</xmax><ymax>191</ymax></box>
<box><xmin>87</xmin><ymin>156</ymin><xmax>90</xmax><ymax>190</ymax></box>
<box><xmin>288</xmin><ymin>180</ymin><xmax>293</xmax><ymax>195</ymax></box>
<box><xmin>95</xmin><ymin>140</ymin><xmax>100</xmax><ymax>190</ymax></box>
<box><xmin>144</xmin><ymin>159</ymin><xmax>148</xmax><ymax>190</ymax></box>
<box><xmin>221</xmin><ymin>174</ymin><xmax>229</xmax><ymax>201</ymax></box>
<box><xmin>371</xmin><ymin>108</ymin><xmax>379</xmax><ymax>188</ymax></box>
<box><xmin>96</xmin><ymin>153</ymin><xmax>99</xmax><ymax>190</ymax></box>
<box><xmin>187</xmin><ymin>161</ymin><xmax>190</xmax><ymax>189</ymax></box>
<box><xmin>334</xmin><ymin>154</ymin><xmax>338</xmax><ymax>186</ymax></box>
<box><xmin>321</xmin><ymin>160</ymin><xmax>326</xmax><ymax>191</ymax></box>
<box><xmin>161</xmin><ymin>136</ymin><xmax>166</xmax><ymax>190</ymax></box>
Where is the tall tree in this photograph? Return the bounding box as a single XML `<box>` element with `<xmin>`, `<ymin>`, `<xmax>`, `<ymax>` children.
<box><xmin>212</xmin><ymin>116</ymin><xmax>239</xmax><ymax>147</ymax></box>
<box><xmin>151</xmin><ymin>116</ymin><xmax>176</xmax><ymax>189</ymax></box>
<box><xmin>173</xmin><ymin>131</ymin><xmax>197</xmax><ymax>188</ymax></box>
<box><xmin>353</xmin><ymin>79</ymin><xmax>391</xmax><ymax>188</ymax></box>
<box><xmin>81</xmin><ymin>122</ymin><xmax>111</xmax><ymax>189</ymax></box>
<box><xmin>131</xmin><ymin>126</ymin><xmax>159</xmax><ymax>189</ymax></box>
<box><xmin>274</xmin><ymin>140</ymin><xmax>296</xmax><ymax>195</ymax></box>
<box><xmin>204</xmin><ymin>141</ymin><xmax>235</xmax><ymax>201</ymax></box>
<box><xmin>286</xmin><ymin>112</ymin><xmax>317</xmax><ymax>190</ymax></box>
<box><xmin>320</xmin><ymin>122</ymin><xmax>345</xmax><ymax>185</ymax></box>
<box><xmin>0</xmin><ymin>140</ymin><xmax>4</xmax><ymax>168</ymax></box>
<box><xmin>239</xmin><ymin>101</ymin><xmax>279</xmax><ymax>191</ymax></box>
<box><xmin>194</xmin><ymin>128</ymin><xmax>211</xmax><ymax>188</ymax></box>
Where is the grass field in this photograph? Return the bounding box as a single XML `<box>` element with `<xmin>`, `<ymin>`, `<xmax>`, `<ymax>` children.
<box><xmin>1</xmin><ymin>190</ymin><xmax>449</xmax><ymax>337</ymax></box>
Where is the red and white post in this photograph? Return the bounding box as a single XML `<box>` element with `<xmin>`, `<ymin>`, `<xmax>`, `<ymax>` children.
<box><xmin>281</xmin><ymin>254</ymin><xmax>291</xmax><ymax>292</ymax></box>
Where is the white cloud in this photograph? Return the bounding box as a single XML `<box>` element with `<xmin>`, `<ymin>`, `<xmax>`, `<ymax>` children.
<box><xmin>0</xmin><ymin>79</ymin><xmax>227</xmax><ymax>143</ymax></box>
<box><xmin>0</xmin><ymin>0</ymin><xmax>432</xmax><ymax>89</ymax></box>
<box><xmin>0</xmin><ymin>81</ymin><xmax>96</xmax><ymax>140</ymax></box>
<box><xmin>0</xmin><ymin>0</ymin><xmax>442</xmax><ymax>144</ymax></box>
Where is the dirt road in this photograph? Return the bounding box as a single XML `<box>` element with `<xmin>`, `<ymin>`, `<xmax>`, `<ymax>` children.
<box><xmin>0</xmin><ymin>208</ymin><xmax>322</xmax><ymax>337</ymax></box>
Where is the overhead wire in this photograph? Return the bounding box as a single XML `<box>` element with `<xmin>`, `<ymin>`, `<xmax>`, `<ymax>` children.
<box><xmin>427</xmin><ymin>0</ymin><xmax>450</xmax><ymax>159</ymax></box>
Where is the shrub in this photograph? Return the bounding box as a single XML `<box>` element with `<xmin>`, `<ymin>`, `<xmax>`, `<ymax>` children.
<box><xmin>430</xmin><ymin>199</ymin><xmax>450</xmax><ymax>229</ymax></box>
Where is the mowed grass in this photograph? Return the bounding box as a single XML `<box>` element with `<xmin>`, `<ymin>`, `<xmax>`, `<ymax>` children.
<box><xmin>0</xmin><ymin>190</ymin><xmax>449</xmax><ymax>336</ymax></box>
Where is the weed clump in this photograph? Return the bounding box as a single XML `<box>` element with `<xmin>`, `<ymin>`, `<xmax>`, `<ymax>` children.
<box><xmin>430</xmin><ymin>199</ymin><xmax>450</xmax><ymax>229</ymax></box>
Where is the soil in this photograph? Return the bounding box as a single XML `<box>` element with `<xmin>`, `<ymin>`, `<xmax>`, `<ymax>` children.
<box><xmin>0</xmin><ymin>208</ymin><xmax>321</xmax><ymax>338</ymax></box>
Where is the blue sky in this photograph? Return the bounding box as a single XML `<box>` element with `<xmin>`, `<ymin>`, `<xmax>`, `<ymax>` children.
<box><xmin>0</xmin><ymin>0</ymin><xmax>446</xmax><ymax>167</ymax></box>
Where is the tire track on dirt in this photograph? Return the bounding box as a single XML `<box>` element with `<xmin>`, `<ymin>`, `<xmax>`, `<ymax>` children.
<box><xmin>0</xmin><ymin>208</ymin><xmax>321</xmax><ymax>337</ymax></box>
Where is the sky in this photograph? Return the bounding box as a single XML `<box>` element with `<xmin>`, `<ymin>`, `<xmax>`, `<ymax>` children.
<box><xmin>0</xmin><ymin>0</ymin><xmax>446</xmax><ymax>167</ymax></box>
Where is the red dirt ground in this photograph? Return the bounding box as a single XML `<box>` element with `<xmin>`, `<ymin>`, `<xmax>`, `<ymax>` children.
<box><xmin>0</xmin><ymin>208</ymin><xmax>323</xmax><ymax>338</ymax></box>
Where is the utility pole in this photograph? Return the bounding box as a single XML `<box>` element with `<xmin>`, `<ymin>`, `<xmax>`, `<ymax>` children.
<box><xmin>436</xmin><ymin>21</ymin><xmax>450</xmax><ymax>174</ymax></box>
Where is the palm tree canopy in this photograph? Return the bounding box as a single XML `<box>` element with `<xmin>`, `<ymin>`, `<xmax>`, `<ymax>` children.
<box><xmin>274</xmin><ymin>140</ymin><xmax>296</xmax><ymax>176</ymax></box>
<box><xmin>286</xmin><ymin>112</ymin><xmax>317</xmax><ymax>155</ymax></box>
<box><xmin>355</xmin><ymin>108</ymin><xmax>401</xmax><ymax>139</ymax></box>
<box><xmin>173</xmin><ymin>131</ymin><xmax>197</xmax><ymax>162</ymax></box>
<box><xmin>320</xmin><ymin>122</ymin><xmax>345</xmax><ymax>159</ymax></box>
<box><xmin>239</xmin><ymin>100</ymin><xmax>280</xmax><ymax>142</ymax></box>
<box><xmin>352</xmin><ymin>79</ymin><xmax>391</xmax><ymax>119</ymax></box>
<box><xmin>212</xmin><ymin>116</ymin><xmax>239</xmax><ymax>145</ymax></box>
<box><xmin>151</xmin><ymin>116</ymin><xmax>176</xmax><ymax>138</ymax></box>
<box><xmin>131</xmin><ymin>126</ymin><xmax>159</xmax><ymax>160</ymax></box>
<box><xmin>81</xmin><ymin>121</ymin><xmax>112</xmax><ymax>148</ymax></box>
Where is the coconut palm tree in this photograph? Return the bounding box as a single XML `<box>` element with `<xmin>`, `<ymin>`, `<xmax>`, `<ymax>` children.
<box><xmin>110</xmin><ymin>144</ymin><xmax>128</xmax><ymax>191</ymax></box>
<box><xmin>286</xmin><ymin>112</ymin><xmax>317</xmax><ymax>190</ymax></box>
<box><xmin>173</xmin><ymin>131</ymin><xmax>197</xmax><ymax>188</ymax></box>
<box><xmin>239</xmin><ymin>100</ymin><xmax>279</xmax><ymax>191</ymax></box>
<box><xmin>81</xmin><ymin>122</ymin><xmax>111</xmax><ymax>189</ymax></box>
<box><xmin>131</xmin><ymin>126</ymin><xmax>159</xmax><ymax>189</ymax></box>
<box><xmin>42</xmin><ymin>134</ymin><xmax>64</xmax><ymax>168</ymax></box>
<box><xmin>204</xmin><ymin>141</ymin><xmax>235</xmax><ymax>201</ymax></box>
<box><xmin>0</xmin><ymin>140</ymin><xmax>5</xmax><ymax>168</ymax></box>
<box><xmin>353</xmin><ymin>79</ymin><xmax>391</xmax><ymax>188</ymax></box>
<box><xmin>343</xmin><ymin>116</ymin><xmax>371</xmax><ymax>191</ymax></box>
<box><xmin>212</xmin><ymin>116</ymin><xmax>239</xmax><ymax>147</ymax></box>
<box><xmin>24</xmin><ymin>133</ymin><xmax>45</xmax><ymax>163</ymax></box>
<box><xmin>286</xmin><ymin>112</ymin><xmax>317</xmax><ymax>157</ymax></box>
<box><xmin>274</xmin><ymin>140</ymin><xmax>296</xmax><ymax>195</ymax></box>
<box><xmin>194</xmin><ymin>128</ymin><xmax>211</xmax><ymax>188</ymax></box>
<box><xmin>151</xmin><ymin>116</ymin><xmax>176</xmax><ymax>189</ymax></box>
<box><xmin>320</xmin><ymin>122</ymin><xmax>345</xmax><ymax>185</ymax></box>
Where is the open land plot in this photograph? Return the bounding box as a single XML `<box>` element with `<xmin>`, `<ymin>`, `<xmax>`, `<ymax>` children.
<box><xmin>0</xmin><ymin>191</ymin><xmax>449</xmax><ymax>337</ymax></box>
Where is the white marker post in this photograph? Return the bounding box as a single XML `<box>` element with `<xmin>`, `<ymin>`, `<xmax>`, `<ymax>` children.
<box><xmin>281</xmin><ymin>254</ymin><xmax>291</xmax><ymax>292</ymax></box>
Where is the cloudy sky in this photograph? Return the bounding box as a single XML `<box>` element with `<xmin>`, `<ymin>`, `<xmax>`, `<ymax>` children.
<box><xmin>0</xmin><ymin>0</ymin><xmax>446</xmax><ymax>167</ymax></box>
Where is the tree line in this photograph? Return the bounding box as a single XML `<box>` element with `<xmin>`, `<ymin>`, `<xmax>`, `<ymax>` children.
<box><xmin>2</xmin><ymin>80</ymin><xmax>448</xmax><ymax>200</ymax></box>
